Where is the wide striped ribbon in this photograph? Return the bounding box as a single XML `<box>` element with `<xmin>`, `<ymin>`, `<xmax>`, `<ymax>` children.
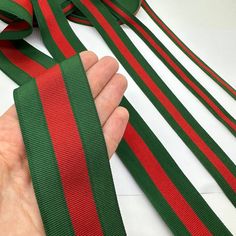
<box><xmin>0</xmin><ymin>39</ymin><xmax>232</xmax><ymax>236</ymax></box>
<box><xmin>0</xmin><ymin>0</ymin><xmax>235</xmax><ymax>235</ymax></box>
<box><xmin>142</xmin><ymin>0</ymin><xmax>236</xmax><ymax>99</ymax></box>
<box><xmin>4</xmin><ymin>41</ymin><xmax>126</xmax><ymax>235</ymax></box>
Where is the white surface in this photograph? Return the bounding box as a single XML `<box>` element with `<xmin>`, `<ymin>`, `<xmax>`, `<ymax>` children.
<box><xmin>0</xmin><ymin>0</ymin><xmax>236</xmax><ymax>235</ymax></box>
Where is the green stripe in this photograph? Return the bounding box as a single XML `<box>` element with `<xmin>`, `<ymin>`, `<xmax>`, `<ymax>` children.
<box><xmin>73</xmin><ymin>0</ymin><xmax>236</xmax><ymax>206</ymax></box>
<box><xmin>15</xmin><ymin>40</ymin><xmax>56</xmax><ymax>69</ymax></box>
<box><xmin>0</xmin><ymin>9</ymin><xmax>17</xmax><ymax>21</ymax></box>
<box><xmin>31</xmin><ymin>0</ymin><xmax>65</xmax><ymax>61</ymax></box>
<box><xmin>120</xmin><ymin>98</ymin><xmax>232</xmax><ymax>235</ymax></box>
<box><xmin>108</xmin><ymin>0</ymin><xmax>236</xmax><ymax>136</ymax></box>
<box><xmin>0</xmin><ymin>27</ymin><xmax>32</xmax><ymax>40</ymax></box>
<box><xmin>47</xmin><ymin>0</ymin><xmax>86</xmax><ymax>53</ymax></box>
<box><xmin>14</xmin><ymin>79</ymin><xmax>75</xmax><ymax>236</ymax></box>
<box><xmin>60</xmin><ymin>55</ymin><xmax>126</xmax><ymax>235</ymax></box>
<box><xmin>142</xmin><ymin>0</ymin><xmax>236</xmax><ymax>99</ymax></box>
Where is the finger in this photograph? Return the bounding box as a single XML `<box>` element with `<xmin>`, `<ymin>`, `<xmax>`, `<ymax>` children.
<box><xmin>1</xmin><ymin>105</ymin><xmax>17</xmax><ymax>120</ymax></box>
<box><xmin>3</xmin><ymin>52</ymin><xmax>99</xmax><ymax>120</ymax></box>
<box><xmin>103</xmin><ymin>106</ymin><xmax>129</xmax><ymax>158</ymax></box>
<box><xmin>86</xmin><ymin>56</ymin><xmax>119</xmax><ymax>98</ymax></box>
<box><xmin>95</xmin><ymin>73</ymin><xmax>127</xmax><ymax>125</ymax></box>
<box><xmin>80</xmin><ymin>51</ymin><xmax>99</xmax><ymax>71</ymax></box>
<box><xmin>5</xmin><ymin>55</ymin><xmax>120</xmax><ymax>121</ymax></box>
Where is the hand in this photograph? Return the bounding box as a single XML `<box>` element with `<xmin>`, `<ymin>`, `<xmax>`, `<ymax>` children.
<box><xmin>0</xmin><ymin>51</ymin><xmax>129</xmax><ymax>235</ymax></box>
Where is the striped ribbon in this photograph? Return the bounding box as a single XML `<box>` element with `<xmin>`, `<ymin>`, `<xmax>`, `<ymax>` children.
<box><xmin>2</xmin><ymin>40</ymin><xmax>126</xmax><ymax>235</ymax></box>
<box><xmin>103</xmin><ymin>0</ymin><xmax>235</xmax><ymax>135</ymax></box>
<box><xmin>0</xmin><ymin>0</ymin><xmax>235</xmax><ymax>235</ymax></box>
<box><xmin>142</xmin><ymin>0</ymin><xmax>236</xmax><ymax>99</ymax></box>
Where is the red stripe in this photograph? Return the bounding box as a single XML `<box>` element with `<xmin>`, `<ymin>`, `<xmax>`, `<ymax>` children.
<box><xmin>81</xmin><ymin>0</ymin><xmax>236</xmax><ymax>192</ymax></box>
<box><xmin>0</xmin><ymin>13</ymin><xmax>13</xmax><ymax>23</ymax></box>
<box><xmin>124</xmin><ymin>123</ymin><xmax>212</xmax><ymax>235</ymax></box>
<box><xmin>36</xmin><ymin>65</ymin><xmax>103</xmax><ymax>236</ymax></box>
<box><xmin>0</xmin><ymin>41</ymin><xmax>46</xmax><ymax>77</ymax></box>
<box><xmin>4</xmin><ymin>21</ymin><xmax>29</xmax><ymax>32</ymax></box>
<box><xmin>105</xmin><ymin>0</ymin><xmax>236</xmax><ymax>131</ymax></box>
<box><xmin>12</xmin><ymin>0</ymin><xmax>33</xmax><ymax>16</ymax></box>
<box><xmin>142</xmin><ymin>1</ymin><xmax>236</xmax><ymax>96</ymax></box>
<box><xmin>38</xmin><ymin>0</ymin><xmax>76</xmax><ymax>58</ymax></box>
<box><xmin>67</xmin><ymin>16</ymin><xmax>92</xmax><ymax>26</ymax></box>
<box><xmin>67</xmin><ymin>16</ymin><xmax>123</xmax><ymax>26</ymax></box>
<box><xmin>62</xmin><ymin>3</ymin><xmax>75</xmax><ymax>14</ymax></box>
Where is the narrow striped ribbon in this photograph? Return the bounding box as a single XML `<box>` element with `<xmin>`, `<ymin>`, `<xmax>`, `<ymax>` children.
<box><xmin>66</xmin><ymin>0</ymin><xmax>141</xmax><ymax>25</ymax></box>
<box><xmin>0</xmin><ymin>39</ymin><xmax>232</xmax><ymax>236</ymax></box>
<box><xmin>141</xmin><ymin>0</ymin><xmax>236</xmax><ymax>99</ymax></box>
<box><xmin>31</xmin><ymin>0</ymin><xmax>85</xmax><ymax>61</ymax></box>
<box><xmin>103</xmin><ymin>0</ymin><xmax>236</xmax><ymax>135</ymax></box>
<box><xmin>0</xmin><ymin>0</ymin><xmax>235</xmax><ymax>235</ymax></box>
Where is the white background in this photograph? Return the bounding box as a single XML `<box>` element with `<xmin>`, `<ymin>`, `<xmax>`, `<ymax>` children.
<box><xmin>0</xmin><ymin>0</ymin><xmax>236</xmax><ymax>235</ymax></box>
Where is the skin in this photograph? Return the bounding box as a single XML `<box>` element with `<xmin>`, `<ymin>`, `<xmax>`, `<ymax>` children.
<box><xmin>0</xmin><ymin>51</ymin><xmax>129</xmax><ymax>235</ymax></box>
